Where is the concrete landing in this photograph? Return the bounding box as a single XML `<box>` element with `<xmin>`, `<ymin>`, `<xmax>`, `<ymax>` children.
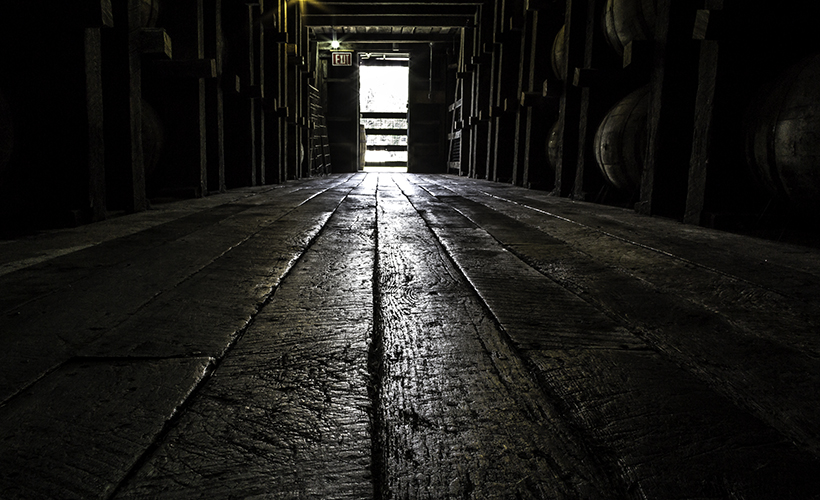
<box><xmin>1</xmin><ymin>173</ymin><xmax>819</xmax><ymax>499</ymax></box>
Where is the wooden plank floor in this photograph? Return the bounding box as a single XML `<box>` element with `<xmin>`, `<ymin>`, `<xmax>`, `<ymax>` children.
<box><xmin>1</xmin><ymin>173</ymin><xmax>819</xmax><ymax>499</ymax></box>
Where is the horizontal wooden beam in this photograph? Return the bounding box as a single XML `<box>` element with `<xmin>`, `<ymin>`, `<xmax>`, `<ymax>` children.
<box><xmin>311</xmin><ymin>0</ymin><xmax>483</xmax><ymax>3</ymax></box>
<box><xmin>302</xmin><ymin>15</ymin><xmax>474</xmax><ymax>28</ymax></box>
<box><xmin>313</xmin><ymin>34</ymin><xmax>459</xmax><ymax>44</ymax></box>
<box><xmin>302</xmin><ymin>3</ymin><xmax>478</xmax><ymax>16</ymax></box>
<box><xmin>365</xmin><ymin>128</ymin><xmax>408</xmax><ymax>135</ymax></box>
<box><xmin>361</xmin><ymin>112</ymin><xmax>407</xmax><ymax>119</ymax></box>
<box><xmin>366</xmin><ymin>145</ymin><xmax>408</xmax><ymax>151</ymax></box>
<box><xmin>303</xmin><ymin>3</ymin><xmax>478</xmax><ymax>16</ymax></box>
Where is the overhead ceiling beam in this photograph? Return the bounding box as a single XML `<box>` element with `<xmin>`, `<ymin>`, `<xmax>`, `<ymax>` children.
<box><xmin>302</xmin><ymin>14</ymin><xmax>475</xmax><ymax>27</ymax></box>
<box><xmin>304</xmin><ymin>0</ymin><xmax>484</xmax><ymax>4</ymax></box>
<box><xmin>302</xmin><ymin>3</ymin><xmax>478</xmax><ymax>16</ymax></box>
<box><xmin>313</xmin><ymin>33</ymin><xmax>459</xmax><ymax>44</ymax></box>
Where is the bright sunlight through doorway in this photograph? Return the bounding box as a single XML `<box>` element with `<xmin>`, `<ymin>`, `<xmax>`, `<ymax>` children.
<box><xmin>359</xmin><ymin>54</ymin><xmax>409</xmax><ymax>173</ymax></box>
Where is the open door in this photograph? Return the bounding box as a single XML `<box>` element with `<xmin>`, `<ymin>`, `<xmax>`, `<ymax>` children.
<box><xmin>359</xmin><ymin>52</ymin><xmax>409</xmax><ymax>172</ymax></box>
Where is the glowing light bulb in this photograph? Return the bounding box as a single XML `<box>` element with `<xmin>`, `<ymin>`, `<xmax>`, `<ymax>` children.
<box><xmin>331</xmin><ymin>40</ymin><xmax>340</xmax><ymax>49</ymax></box>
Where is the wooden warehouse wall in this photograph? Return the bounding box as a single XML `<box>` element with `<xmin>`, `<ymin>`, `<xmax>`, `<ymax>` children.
<box><xmin>452</xmin><ymin>0</ymin><xmax>820</xmax><ymax>236</ymax></box>
<box><xmin>2</xmin><ymin>0</ymin><xmax>820</xmax><ymax>239</ymax></box>
<box><xmin>0</xmin><ymin>0</ymin><xmax>318</xmax><ymax>234</ymax></box>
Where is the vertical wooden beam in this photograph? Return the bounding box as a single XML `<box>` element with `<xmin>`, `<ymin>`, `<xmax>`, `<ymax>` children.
<box><xmin>522</xmin><ymin>6</ymin><xmax>554</xmax><ymax>190</ymax></box>
<box><xmin>262</xmin><ymin>6</ymin><xmax>283</xmax><ymax>184</ymax></box>
<box><xmin>684</xmin><ymin>39</ymin><xmax>719</xmax><ymax>224</ymax></box>
<box><xmin>553</xmin><ymin>0</ymin><xmax>585</xmax><ymax>197</ymax></box>
<box><xmin>84</xmin><ymin>25</ymin><xmax>108</xmax><ymax>222</ymax></box>
<box><xmin>512</xmin><ymin>8</ymin><xmax>534</xmax><ymax>186</ymax></box>
<box><xmin>251</xmin><ymin>3</ymin><xmax>266</xmax><ymax>185</ymax></box>
<box><xmin>104</xmin><ymin>0</ymin><xmax>148</xmax><ymax>212</ymax></box>
<box><xmin>637</xmin><ymin>0</ymin><xmax>699</xmax><ymax>218</ymax></box>
<box><xmin>147</xmin><ymin>0</ymin><xmax>209</xmax><ymax>197</ymax></box>
<box><xmin>458</xmin><ymin>28</ymin><xmax>475</xmax><ymax>177</ymax></box>
<box><xmin>279</xmin><ymin>0</ymin><xmax>289</xmax><ymax>177</ymax></box>
<box><xmin>285</xmin><ymin>1</ymin><xmax>299</xmax><ymax>178</ymax></box>
<box><xmin>204</xmin><ymin>0</ymin><xmax>226</xmax><ymax>193</ymax></box>
<box><xmin>469</xmin><ymin>2</ymin><xmax>494</xmax><ymax>180</ymax></box>
<box><xmin>571</xmin><ymin>0</ymin><xmax>601</xmax><ymax>201</ymax></box>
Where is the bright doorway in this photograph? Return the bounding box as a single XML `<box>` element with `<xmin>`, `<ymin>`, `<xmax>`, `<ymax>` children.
<box><xmin>359</xmin><ymin>53</ymin><xmax>409</xmax><ymax>172</ymax></box>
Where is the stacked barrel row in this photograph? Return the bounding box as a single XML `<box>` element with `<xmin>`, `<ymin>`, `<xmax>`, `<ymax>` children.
<box><xmin>453</xmin><ymin>0</ymin><xmax>820</xmax><ymax>229</ymax></box>
<box><xmin>0</xmin><ymin>0</ymin><xmax>318</xmax><ymax>232</ymax></box>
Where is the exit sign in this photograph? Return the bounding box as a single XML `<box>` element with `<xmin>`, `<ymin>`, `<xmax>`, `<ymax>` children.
<box><xmin>332</xmin><ymin>52</ymin><xmax>352</xmax><ymax>66</ymax></box>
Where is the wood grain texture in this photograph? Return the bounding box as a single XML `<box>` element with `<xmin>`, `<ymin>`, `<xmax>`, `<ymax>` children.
<box><xmin>0</xmin><ymin>358</ymin><xmax>212</xmax><ymax>500</ymax></box>
<box><xmin>376</xmin><ymin>174</ymin><xmax>617</xmax><ymax>498</ymax></box>
<box><xmin>2</xmin><ymin>173</ymin><xmax>819</xmax><ymax>498</ymax></box>
<box><xmin>400</xmin><ymin>174</ymin><xmax>820</xmax><ymax>497</ymax></box>
<box><xmin>0</xmin><ymin>177</ymin><xmax>353</xmax><ymax>403</ymax></box>
<box><xmin>115</xmin><ymin>176</ymin><xmax>376</xmax><ymax>498</ymax></box>
<box><xmin>424</xmin><ymin>175</ymin><xmax>820</xmax><ymax>455</ymax></box>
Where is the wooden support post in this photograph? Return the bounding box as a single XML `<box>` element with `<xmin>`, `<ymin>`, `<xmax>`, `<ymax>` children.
<box><xmin>285</xmin><ymin>0</ymin><xmax>300</xmax><ymax>178</ymax></box>
<box><xmin>684</xmin><ymin>38</ymin><xmax>719</xmax><ymax>224</ymax></box>
<box><xmin>79</xmin><ymin>20</ymin><xmax>110</xmax><ymax>223</ymax></box>
<box><xmin>572</xmin><ymin>0</ymin><xmax>605</xmax><ymax>202</ymax></box>
<box><xmin>251</xmin><ymin>3</ymin><xmax>266</xmax><ymax>185</ymax></box>
<box><xmin>636</xmin><ymin>0</ymin><xmax>700</xmax><ymax>218</ymax></box>
<box><xmin>553</xmin><ymin>0</ymin><xmax>585</xmax><ymax>197</ymax></box>
<box><xmin>263</xmin><ymin>11</ymin><xmax>284</xmax><ymax>184</ymax></box>
<box><xmin>468</xmin><ymin>2</ymin><xmax>494</xmax><ymax>180</ymax></box>
<box><xmin>103</xmin><ymin>0</ymin><xmax>148</xmax><ymax>213</ymax></box>
<box><xmin>459</xmin><ymin>35</ymin><xmax>475</xmax><ymax>178</ymax></box>
<box><xmin>512</xmin><ymin>8</ymin><xmax>535</xmax><ymax>186</ymax></box>
<box><xmin>222</xmin><ymin>3</ymin><xmax>262</xmax><ymax>187</ymax></box>
<box><xmin>143</xmin><ymin>0</ymin><xmax>209</xmax><ymax>198</ymax></box>
<box><xmin>204</xmin><ymin>0</ymin><xmax>226</xmax><ymax>193</ymax></box>
<box><xmin>522</xmin><ymin>5</ymin><xmax>557</xmax><ymax>191</ymax></box>
<box><xmin>491</xmin><ymin>35</ymin><xmax>523</xmax><ymax>182</ymax></box>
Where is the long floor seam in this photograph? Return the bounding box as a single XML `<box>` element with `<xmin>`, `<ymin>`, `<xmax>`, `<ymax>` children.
<box><xmin>104</xmin><ymin>177</ymin><xmax>366</xmax><ymax>500</ymax></box>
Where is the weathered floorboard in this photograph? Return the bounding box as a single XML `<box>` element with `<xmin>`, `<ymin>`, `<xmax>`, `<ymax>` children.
<box><xmin>1</xmin><ymin>173</ymin><xmax>819</xmax><ymax>498</ymax></box>
<box><xmin>0</xmin><ymin>175</ymin><xmax>355</xmax><ymax>403</ymax></box>
<box><xmin>0</xmin><ymin>358</ymin><xmax>212</xmax><ymax>500</ymax></box>
<box><xmin>375</xmin><ymin>174</ymin><xmax>618</xmax><ymax>498</ymax></box>
<box><xmin>395</xmin><ymin>174</ymin><xmax>820</xmax><ymax>498</ymax></box>
<box><xmin>114</xmin><ymin>175</ymin><xmax>376</xmax><ymax>498</ymax></box>
<box><xmin>83</xmin><ymin>183</ymin><xmax>360</xmax><ymax>359</ymax></box>
<box><xmin>419</xmin><ymin>174</ymin><xmax>820</xmax><ymax>456</ymax></box>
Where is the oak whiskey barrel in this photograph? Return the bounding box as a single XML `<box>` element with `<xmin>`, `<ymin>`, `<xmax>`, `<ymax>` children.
<box><xmin>593</xmin><ymin>86</ymin><xmax>650</xmax><ymax>192</ymax></box>
<box><xmin>141</xmin><ymin>0</ymin><xmax>160</xmax><ymax>27</ymax></box>
<box><xmin>746</xmin><ymin>53</ymin><xmax>820</xmax><ymax>210</ymax></box>
<box><xmin>603</xmin><ymin>0</ymin><xmax>657</xmax><ymax>56</ymax></box>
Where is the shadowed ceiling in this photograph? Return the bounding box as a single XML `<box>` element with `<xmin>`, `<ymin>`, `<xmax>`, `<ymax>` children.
<box><xmin>303</xmin><ymin>1</ymin><xmax>483</xmax><ymax>44</ymax></box>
